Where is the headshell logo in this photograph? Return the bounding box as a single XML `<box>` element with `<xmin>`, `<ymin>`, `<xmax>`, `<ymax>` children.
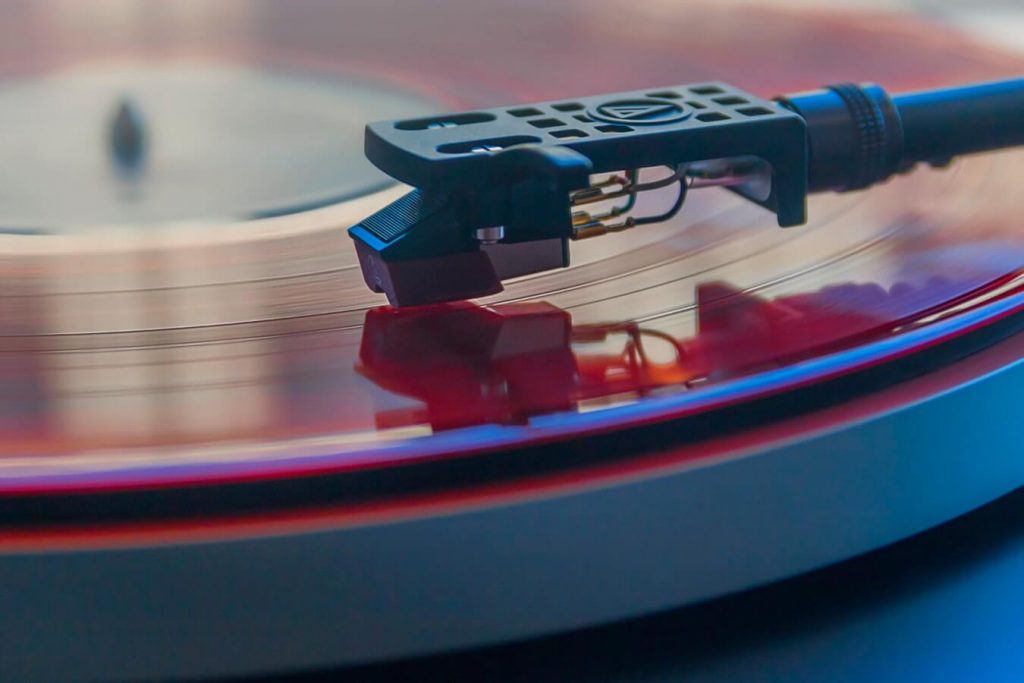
<box><xmin>591</xmin><ymin>98</ymin><xmax>689</xmax><ymax>125</ymax></box>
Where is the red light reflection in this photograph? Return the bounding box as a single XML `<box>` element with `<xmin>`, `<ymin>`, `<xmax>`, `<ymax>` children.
<box><xmin>357</xmin><ymin>277</ymin><xmax>985</xmax><ymax>432</ymax></box>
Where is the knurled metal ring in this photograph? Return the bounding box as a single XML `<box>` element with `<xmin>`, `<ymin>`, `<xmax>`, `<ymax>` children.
<box><xmin>827</xmin><ymin>83</ymin><xmax>889</xmax><ymax>190</ymax></box>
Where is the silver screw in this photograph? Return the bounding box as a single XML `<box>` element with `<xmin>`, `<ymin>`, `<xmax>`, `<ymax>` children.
<box><xmin>475</xmin><ymin>226</ymin><xmax>505</xmax><ymax>244</ymax></box>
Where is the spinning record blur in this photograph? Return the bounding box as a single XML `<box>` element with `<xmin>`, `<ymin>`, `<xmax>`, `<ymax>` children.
<box><xmin>0</xmin><ymin>2</ymin><xmax>1022</xmax><ymax>682</ymax></box>
<box><xmin>0</xmin><ymin>0</ymin><xmax>1017</xmax><ymax>479</ymax></box>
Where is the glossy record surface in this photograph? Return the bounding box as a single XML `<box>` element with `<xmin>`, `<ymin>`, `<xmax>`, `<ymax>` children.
<box><xmin>0</xmin><ymin>0</ymin><xmax>1019</xmax><ymax>498</ymax></box>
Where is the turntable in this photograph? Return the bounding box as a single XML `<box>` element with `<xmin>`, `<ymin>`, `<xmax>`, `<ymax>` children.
<box><xmin>0</xmin><ymin>1</ymin><xmax>1022</xmax><ymax>682</ymax></box>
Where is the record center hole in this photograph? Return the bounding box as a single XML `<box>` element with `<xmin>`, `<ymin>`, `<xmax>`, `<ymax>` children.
<box><xmin>738</xmin><ymin>106</ymin><xmax>775</xmax><ymax>117</ymax></box>
<box><xmin>690</xmin><ymin>85</ymin><xmax>724</xmax><ymax>95</ymax></box>
<box><xmin>696</xmin><ymin>112</ymin><xmax>729</xmax><ymax>122</ymax></box>
<box><xmin>552</xmin><ymin>102</ymin><xmax>585</xmax><ymax>112</ymax></box>
<box><xmin>551</xmin><ymin>129</ymin><xmax>588</xmax><ymax>139</ymax></box>
<box><xmin>529</xmin><ymin>117</ymin><xmax>566</xmax><ymax>128</ymax></box>
<box><xmin>508</xmin><ymin>107</ymin><xmax>543</xmax><ymax>117</ymax></box>
<box><xmin>596</xmin><ymin>124</ymin><xmax>633</xmax><ymax>133</ymax></box>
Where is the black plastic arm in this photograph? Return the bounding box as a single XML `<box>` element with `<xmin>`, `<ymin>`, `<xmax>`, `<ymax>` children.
<box><xmin>778</xmin><ymin>78</ymin><xmax>1024</xmax><ymax>193</ymax></box>
<box><xmin>894</xmin><ymin>79</ymin><xmax>1024</xmax><ymax>162</ymax></box>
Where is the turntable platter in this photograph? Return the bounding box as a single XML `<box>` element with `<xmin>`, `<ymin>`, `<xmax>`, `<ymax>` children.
<box><xmin>0</xmin><ymin>2</ymin><xmax>1022</xmax><ymax>682</ymax></box>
